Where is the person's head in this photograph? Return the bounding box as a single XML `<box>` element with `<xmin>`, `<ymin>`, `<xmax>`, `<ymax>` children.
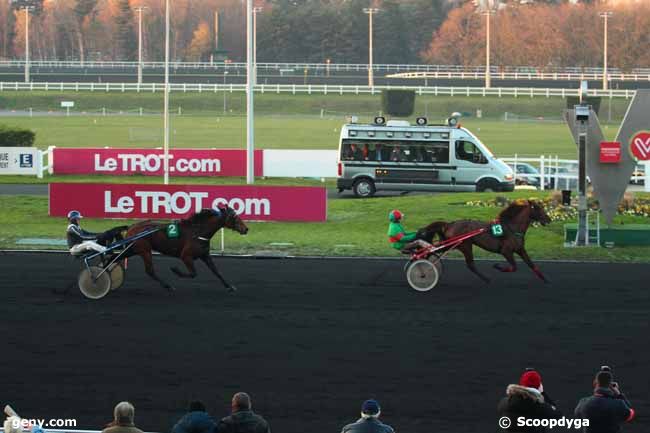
<box><xmin>388</xmin><ymin>210</ymin><xmax>403</xmax><ymax>223</ymax></box>
<box><xmin>188</xmin><ymin>400</ymin><xmax>206</xmax><ymax>412</ymax></box>
<box><xmin>231</xmin><ymin>392</ymin><xmax>252</xmax><ymax>413</ymax></box>
<box><xmin>594</xmin><ymin>370</ymin><xmax>613</xmax><ymax>389</ymax></box>
<box><xmin>519</xmin><ymin>369</ymin><xmax>543</xmax><ymax>392</ymax></box>
<box><xmin>360</xmin><ymin>400</ymin><xmax>381</xmax><ymax>419</ymax></box>
<box><xmin>113</xmin><ymin>401</ymin><xmax>135</xmax><ymax>426</ymax></box>
<box><xmin>67</xmin><ymin>210</ymin><xmax>83</xmax><ymax>225</ymax></box>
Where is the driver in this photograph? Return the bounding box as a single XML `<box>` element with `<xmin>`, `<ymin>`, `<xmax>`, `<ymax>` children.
<box><xmin>387</xmin><ymin>210</ymin><xmax>430</xmax><ymax>253</ymax></box>
<box><xmin>66</xmin><ymin>210</ymin><xmax>108</xmax><ymax>255</ymax></box>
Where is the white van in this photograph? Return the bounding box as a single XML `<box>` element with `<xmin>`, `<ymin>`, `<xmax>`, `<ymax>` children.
<box><xmin>336</xmin><ymin>115</ymin><xmax>515</xmax><ymax>197</ymax></box>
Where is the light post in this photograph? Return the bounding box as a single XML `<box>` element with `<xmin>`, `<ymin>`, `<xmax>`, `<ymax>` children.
<box><xmin>483</xmin><ymin>10</ymin><xmax>495</xmax><ymax>89</ymax></box>
<box><xmin>600</xmin><ymin>12</ymin><xmax>613</xmax><ymax>91</ymax></box>
<box><xmin>19</xmin><ymin>6</ymin><xmax>34</xmax><ymax>83</ymax></box>
<box><xmin>363</xmin><ymin>8</ymin><xmax>379</xmax><ymax>88</ymax></box>
<box><xmin>246</xmin><ymin>0</ymin><xmax>255</xmax><ymax>184</ymax></box>
<box><xmin>163</xmin><ymin>0</ymin><xmax>171</xmax><ymax>185</ymax></box>
<box><xmin>253</xmin><ymin>6</ymin><xmax>262</xmax><ymax>85</ymax></box>
<box><xmin>135</xmin><ymin>6</ymin><xmax>149</xmax><ymax>85</ymax></box>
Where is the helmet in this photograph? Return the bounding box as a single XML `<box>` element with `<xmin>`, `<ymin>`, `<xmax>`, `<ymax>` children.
<box><xmin>67</xmin><ymin>210</ymin><xmax>83</xmax><ymax>220</ymax></box>
<box><xmin>388</xmin><ymin>210</ymin><xmax>403</xmax><ymax>222</ymax></box>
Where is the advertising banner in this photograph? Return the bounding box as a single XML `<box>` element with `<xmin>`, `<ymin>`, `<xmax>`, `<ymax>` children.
<box><xmin>0</xmin><ymin>147</ymin><xmax>40</xmax><ymax>176</ymax></box>
<box><xmin>52</xmin><ymin>148</ymin><xmax>263</xmax><ymax>177</ymax></box>
<box><xmin>49</xmin><ymin>183</ymin><xmax>327</xmax><ymax>222</ymax></box>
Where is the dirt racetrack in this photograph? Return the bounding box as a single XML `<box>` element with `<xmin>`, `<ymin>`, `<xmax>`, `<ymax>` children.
<box><xmin>1</xmin><ymin>252</ymin><xmax>648</xmax><ymax>433</ymax></box>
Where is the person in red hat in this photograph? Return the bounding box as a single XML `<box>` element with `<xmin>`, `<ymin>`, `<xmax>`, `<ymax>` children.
<box><xmin>497</xmin><ymin>369</ymin><xmax>562</xmax><ymax>432</ymax></box>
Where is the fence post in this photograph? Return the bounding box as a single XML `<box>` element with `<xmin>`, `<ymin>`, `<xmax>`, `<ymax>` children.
<box><xmin>47</xmin><ymin>145</ymin><xmax>55</xmax><ymax>175</ymax></box>
<box><xmin>102</xmin><ymin>107</ymin><xmax>106</xmax><ymax>116</ymax></box>
<box><xmin>555</xmin><ymin>155</ymin><xmax>560</xmax><ymax>190</ymax></box>
<box><xmin>37</xmin><ymin>149</ymin><xmax>43</xmax><ymax>179</ymax></box>
<box><xmin>221</xmin><ymin>228</ymin><xmax>225</xmax><ymax>252</ymax></box>
<box><xmin>540</xmin><ymin>155</ymin><xmax>545</xmax><ymax>191</ymax></box>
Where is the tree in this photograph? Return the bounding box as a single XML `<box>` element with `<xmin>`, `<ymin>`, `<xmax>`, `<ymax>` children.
<box><xmin>73</xmin><ymin>0</ymin><xmax>98</xmax><ymax>61</ymax></box>
<box><xmin>188</xmin><ymin>21</ymin><xmax>211</xmax><ymax>61</ymax></box>
<box><xmin>114</xmin><ymin>0</ymin><xmax>136</xmax><ymax>60</ymax></box>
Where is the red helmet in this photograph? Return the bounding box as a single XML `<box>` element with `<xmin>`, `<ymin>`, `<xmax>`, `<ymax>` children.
<box><xmin>389</xmin><ymin>210</ymin><xmax>403</xmax><ymax>222</ymax></box>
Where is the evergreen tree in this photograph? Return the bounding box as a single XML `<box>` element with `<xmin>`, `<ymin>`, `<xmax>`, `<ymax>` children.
<box><xmin>114</xmin><ymin>0</ymin><xmax>136</xmax><ymax>61</ymax></box>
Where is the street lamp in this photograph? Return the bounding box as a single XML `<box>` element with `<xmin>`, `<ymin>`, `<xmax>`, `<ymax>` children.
<box><xmin>253</xmin><ymin>6</ymin><xmax>262</xmax><ymax>85</ymax></box>
<box><xmin>599</xmin><ymin>12</ymin><xmax>613</xmax><ymax>91</ymax></box>
<box><xmin>18</xmin><ymin>6</ymin><xmax>34</xmax><ymax>83</ymax></box>
<box><xmin>363</xmin><ymin>8</ymin><xmax>379</xmax><ymax>88</ymax></box>
<box><xmin>246</xmin><ymin>0</ymin><xmax>255</xmax><ymax>184</ymax></box>
<box><xmin>483</xmin><ymin>10</ymin><xmax>495</xmax><ymax>89</ymax></box>
<box><xmin>134</xmin><ymin>6</ymin><xmax>149</xmax><ymax>85</ymax></box>
<box><xmin>163</xmin><ymin>0</ymin><xmax>171</xmax><ymax>185</ymax></box>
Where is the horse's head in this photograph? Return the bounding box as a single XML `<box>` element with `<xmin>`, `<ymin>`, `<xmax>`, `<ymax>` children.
<box><xmin>528</xmin><ymin>200</ymin><xmax>551</xmax><ymax>226</ymax></box>
<box><xmin>216</xmin><ymin>205</ymin><xmax>249</xmax><ymax>235</ymax></box>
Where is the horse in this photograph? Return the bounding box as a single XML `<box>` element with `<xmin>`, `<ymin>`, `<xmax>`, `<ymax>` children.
<box><xmin>416</xmin><ymin>199</ymin><xmax>551</xmax><ymax>284</ymax></box>
<box><xmin>124</xmin><ymin>205</ymin><xmax>249</xmax><ymax>292</ymax></box>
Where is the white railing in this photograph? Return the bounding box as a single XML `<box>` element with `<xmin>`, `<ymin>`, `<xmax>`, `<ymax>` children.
<box><xmin>387</xmin><ymin>71</ymin><xmax>650</xmax><ymax>82</ymax></box>
<box><xmin>0</xmin><ymin>60</ymin><xmax>649</xmax><ymax>76</ymax></box>
<box><xmin>0</xmin><ymin>82</ymin><xmax>638</xmax><ymax>98</ymax></box>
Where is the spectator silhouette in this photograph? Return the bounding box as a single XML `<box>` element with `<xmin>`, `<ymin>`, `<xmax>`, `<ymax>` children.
<box><xmin>171</xmin><ymin>400</ymin><xmax>215</xmax><ymax>433</ymax></box>
<box><xmin>215</xmin><ymin>392</ymin><xmax>270</xmax><ymax>433</ymax></box>
<box><xmin>341</xmin><ymin>399</ymin><xmax>394</xmax><ymax>433</ymax></box>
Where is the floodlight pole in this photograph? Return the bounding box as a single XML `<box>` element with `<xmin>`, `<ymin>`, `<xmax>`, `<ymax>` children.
<box><xmin>20</xmin><ymin>6</ymin><xmax>34</xmax><ymax>83</ymax></box>
<box><xmin>253</xmin><ymin>7</ymin><xmax>262</xmax><ymax>86</ymax></box>
<box><xmin>600</xmin><ymin>12</ymin><xmax>613</xmax><ymax>91</ymax></box>
<box><xmin>363</xmin><ymin>8</ymin><xmax>379</xmax><ymax>88</ymax></box>
<box><xmin>163</xmin><ymin>0</ymin><xmax>170</xmax><ymax>185</ymax></box>
<box><xmin>246</xmin><ymin>0</ymin><xmax>255</xmax><ymax>184</ymax></box>
<box><xmin>135</xmin><ymin>6</ymin><xmax>149</xmax><ymax>85</ymax></box>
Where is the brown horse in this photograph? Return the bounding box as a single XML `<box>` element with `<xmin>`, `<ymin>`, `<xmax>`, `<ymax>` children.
<box><xmin>417</xmin><ymin>199</ymin><xmax>551</xmax><ymax>283</ymax></box>
<box><xmin>125</xmin><ymin>205</ymin><xmax>248</xmax><ymax>292</ymax></box>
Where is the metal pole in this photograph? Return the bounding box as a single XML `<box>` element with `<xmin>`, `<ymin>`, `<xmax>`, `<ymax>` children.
<box><xmin>163</xmin><ymin>0</ymin><xmax>170</xmax><ymax>185</ymax></box>
<box><xmin>484</xmin><ymin>11</ymin><xmax>493</xmax><ymax>89</ymax></box>
<box><xmin>23</xmin><ymin>7</ymin><xmax>32</xmax><ymax>83</ymax></box>
<box><xmin>577</xmin><ymin>128</ymin><xmax>587</xmax><ymax>246</ymax></box>
<box><xmin>253</xmin><ymin>7</ymin><xmax>262</xmax><ymax>86</ymax></box>
<box><xmin>363</xmin><ymin>8</ymin><xmax>379</xmax><ymax>88</ymax></box>
<box><xmin>600</xmin><ymin>12</ymin><xmax>612</xmax><ymax>91</ymax></box>
<box><xmin>135</xmin><ymin>7</ymin><xmax>148</xmax><ymax>85</ymax></box>
<box><xmin>246</xmin><ymin>0</ymin><xmax>255</xmax><ymax>185</ymax></box>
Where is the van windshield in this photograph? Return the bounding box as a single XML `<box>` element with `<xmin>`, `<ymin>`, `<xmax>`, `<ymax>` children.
<box><xmin>465</xmin><ymin>131</ymin><xmax>495</xmax><ymax>158</ymax></box>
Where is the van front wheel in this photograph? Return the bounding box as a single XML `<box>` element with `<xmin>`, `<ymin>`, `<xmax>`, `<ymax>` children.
<box><xmin>477</xmin><ymin>178</ymin><xmax>499</xmax><ymax>193</ymax></box>
<box><xmin>353</xmin><ymin>179</ymin><xmax>376</xmax><ymax>198</ymax></box>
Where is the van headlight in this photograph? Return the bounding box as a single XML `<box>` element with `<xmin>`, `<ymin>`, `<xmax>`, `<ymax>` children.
<box><xmin>504</xmin><ymin>174</ymin><xmax>514</xmax><ymax>181</ymax></box>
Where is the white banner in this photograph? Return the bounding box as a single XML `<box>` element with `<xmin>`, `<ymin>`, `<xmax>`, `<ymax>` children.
<box><xmin>263</xmin><ymin>150</ymin><xmax>337</xmax><ymax>178</ymax></box>
<box><xmin>0</xmin><ymin>147</ymin><xmax>41</xmax><ymax>176</ymax></box>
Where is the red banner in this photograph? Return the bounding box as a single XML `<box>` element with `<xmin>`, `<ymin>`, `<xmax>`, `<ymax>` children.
<box><xmin>52</xmin><ymin>148</ymin><xmax>263</xmax><ymax>177</ymax></box>
<box><xmin>599</xmin><ymin>142</ymin><xmax>621</xmax><ymax>163</ymax></box>
<box><xmin>49</xmin><ymin>183</ymin><xmax>327</xmax><ymax>222</ymax></box>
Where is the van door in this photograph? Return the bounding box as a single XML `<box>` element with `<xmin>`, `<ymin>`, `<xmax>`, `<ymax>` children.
<box><xmin>452</xmin><ymin>139</ymin><xmax>490</xmax><ymax>191</ymax></box>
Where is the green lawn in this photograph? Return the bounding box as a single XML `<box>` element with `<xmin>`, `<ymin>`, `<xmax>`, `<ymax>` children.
<box><xmin>2</xmin><ymin>192</ymin><xmax>650</xmax><ymax>261</ymax></box>
<box><xmin>0</xmin><ymin>115</ymin><xmax>618</xmax><ymax>159</ymax></box>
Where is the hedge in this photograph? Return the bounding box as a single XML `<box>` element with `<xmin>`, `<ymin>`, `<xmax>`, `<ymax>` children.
<box><xmin>0</xmin><ymin>124</ymin><xmax>35</xmax><ymax>147</ymax></box>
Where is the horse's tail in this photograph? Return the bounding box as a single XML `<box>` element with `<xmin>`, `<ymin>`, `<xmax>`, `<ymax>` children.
<box><xmin>417</xmin><ymin>221</ymin><xmax>448</xmax><ymax>243</ymax></box>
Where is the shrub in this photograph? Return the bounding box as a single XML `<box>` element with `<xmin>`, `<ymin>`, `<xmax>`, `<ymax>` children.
<box><xmin>0</xmin><ymin>124</ymin><xmax>35</xmax><ymax>147</ymax></box>
<box><xmin>381</xmin><ymin>90</ymin><xmax>415</xmax><ymax>117</ymax></box>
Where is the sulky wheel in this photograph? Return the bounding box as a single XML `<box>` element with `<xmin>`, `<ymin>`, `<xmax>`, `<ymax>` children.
<box><xmin>78</xmin><ymin>266</ymin><xmax>112</xmax><ymax>300</ymax></box>
<box><xmin>106</xmin><ymin>262</ymin><xmax>126</xmax><ymax>291</ymax></box>
<box><xmin>406</xmin><ymin>259</ymin><xmax>441</xmax><ymax>292</ymax></box>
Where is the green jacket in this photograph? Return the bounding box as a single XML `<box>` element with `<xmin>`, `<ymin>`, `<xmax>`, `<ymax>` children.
<box><xmin>387</xmin><ymin>221</ymin><xmax>417</xmax><ymax>250</ymax></box>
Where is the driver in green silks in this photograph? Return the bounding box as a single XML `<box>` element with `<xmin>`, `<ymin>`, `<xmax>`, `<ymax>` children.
<box><xmin>387</xmin><ymin>209</ymin><xmax>430</xmax><ymax>253</ymax></box>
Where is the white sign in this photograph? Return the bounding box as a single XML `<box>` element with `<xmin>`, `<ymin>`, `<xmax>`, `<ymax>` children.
<box><xmin>0</xmin><ymin>147</ymin><xmax>41</xmax><ymax>176</ymax></box>
<box><xmin>263</xmin><ymin>150</ymin><xmax>337</xmax><ymax>178</ymax></box>
<box><xmin>61</xmin><ymin>101</ymin><xmax>75</xmax><ymax>108</ymax></box>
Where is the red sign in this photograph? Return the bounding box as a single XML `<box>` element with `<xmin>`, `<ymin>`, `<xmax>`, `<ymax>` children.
<box><xmin>49</xmin><ymin>183</ymin><xmax>327</xmax><ymax>222</ymax></box>
<box><xmin>599</xmin><ymin>141</ymin><xmax>621</xmax><ymax>163</ymax></box>
<box><xmin>52</xmin><ymin>148</ymin><xmax>263</xmax><ymax>177</ymax></box>
<box><xmin>630</xmin><ymin>131</ymin><xmax>650</xmax><ymax>162</ymax></box>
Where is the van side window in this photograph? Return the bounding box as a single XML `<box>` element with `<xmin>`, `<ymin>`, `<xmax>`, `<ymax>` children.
<box><xmin>341</xmin><ymin>140</ymin><xmax>364</xmax><ymax>161</ymax></box>
<box><xmin>426</xmin><ymin>141</ymin><xmax>449</xmax><ymax>164</ymax></box>
<box><xmin>455</xmin><ymin>140</ymin><xmax>487</xmax><ymax>164</ymax></box>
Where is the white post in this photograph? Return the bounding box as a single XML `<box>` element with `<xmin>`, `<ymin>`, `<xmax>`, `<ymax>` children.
<box><xmin>253</xmin><ymin>7</ymin><xmax>262</xmax><ymax>86</ymax></box>
<box><xmin>221</xmin><ymin>228</ymin><xmax>225</xmax><ymax>252</ymax></box>
<box><xmin>555</xmin><ymin>155</ymin><xmax>559</xmax><ymax>190</ymax></box>
<box><xmin>163</xmin><ymin>0</ymin><xmax>171</xmax><ymax>185</ymax></box>
<box><xmin>47</xmin><ymin>145</ymin><xmax>55</xmax><ymax>175</ymax></box>
<box><xmin>246</xmin><ymin>0</ymin><xmax>255</xmax><ymax>184</ymax></box>
<box><xmin>23</xmin><ymin>7</ymin><xmax>33</xmax><ymax>83</ymax></box>
<box><xmin>136</xmin><ymin>7</ymin><xmax>148</xmax><ymax>85</ymax></box>
<box><xmin>37</xmin><ymin>149</ymin><xmax>43</xmax><ymax>179</ymax></box>
<box><xmin>484</xmin><ymin>11</ymin><xmax>492</xmax><ymax>89</ymax></box>
<box><xmin>513</xmin><ymin>153</ymin><xmax>518</xmax><ymax>184</ymax></box>
<box><xmin>540</xmin><ymin>155</ymin><xmax>545</xmax><ymax>191</ymax></box>
<box><xmin>600</xmin><ymin>12</ymin><xmax>612</xmax><ymax>91</ymax></box>
<box><xmin>644</xmin><ymin>162</ymin><xmax>650</xmax><ymax>193</ymax></box>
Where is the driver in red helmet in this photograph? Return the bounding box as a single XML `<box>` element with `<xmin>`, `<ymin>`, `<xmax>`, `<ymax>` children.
<box><xmin>387</xmin><ymin>209</ymin><xmax>429</xmax><ymax>253</ymax></box>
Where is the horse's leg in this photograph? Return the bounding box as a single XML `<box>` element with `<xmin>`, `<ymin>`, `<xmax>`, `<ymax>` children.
<box><xmin>517</xmin><ymin>248</ymin><xmax>549</xmax><ymax>283</ymax></box>
<box><xmin>458</xmin><ymin>242</ymin><xmax>490</xmax><ymax>284</ymax></box>
<box><xmin>140</xmin><ymin>248</ymin><xmax>175</xmax><ymax>291</ymax></box>
<box><xmin>171</xmin><ymin>251</ymin><xmax>198</xmax><ymax>279</ymax></box>
<box><xmin>200</xmin><ymin>255</ymin><xmax>236</xmax><ymax>292</ymax></box>
<box><xmin>494</xmin><ymin>248</ymin><xmax>517</xmax><ymax>273</ymax></box>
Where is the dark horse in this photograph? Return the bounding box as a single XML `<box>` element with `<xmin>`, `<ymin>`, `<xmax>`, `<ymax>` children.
<box><xmin>125</xmin><ymin>205</ymin><xmax>248</xmax><ymax>292</ymax></box>
<box><xmin>417</xmin><ymin>199</ymin><xmax>551</xmax><ymax>283</ymax></box>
